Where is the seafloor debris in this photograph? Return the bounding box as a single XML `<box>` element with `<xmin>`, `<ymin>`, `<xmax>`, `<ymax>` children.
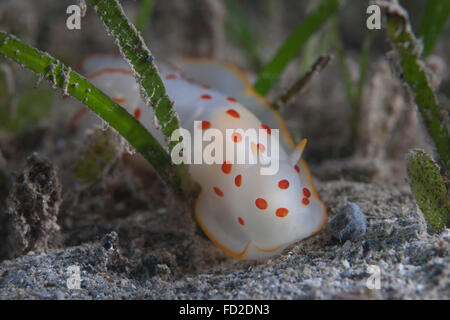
<box><xmin>98</xmin><ymin>231</ymin><xmax>127</xmax><ymax>273</ymax></box>
<box><xmin>5</xmin><ymin>153</ymin><xmax>62</xmax><ymax>258</ymax></box>
<box><xmin>325</xmin><ymin>202</ymin><xmax>367</xmax><ymax>243</ymax></box>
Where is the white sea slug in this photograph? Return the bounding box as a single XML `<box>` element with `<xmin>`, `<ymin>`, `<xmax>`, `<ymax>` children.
<box><xmin>77</xmin><ymin>53</ymin><xmax>328</xmax><ymax>259</ymax></box>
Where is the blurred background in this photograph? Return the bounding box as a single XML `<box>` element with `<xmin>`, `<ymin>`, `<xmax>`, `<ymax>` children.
<box><xmin>0</xmin><ymin>0</ymin><xmax>448</xmax><ymax>185</ymax></box>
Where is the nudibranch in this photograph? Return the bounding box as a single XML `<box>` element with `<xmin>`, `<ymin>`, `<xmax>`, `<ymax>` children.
<box><xmin>77</xmin><ymin>53</ymin><xmax>328</xmax><ymax>259</ymax></box>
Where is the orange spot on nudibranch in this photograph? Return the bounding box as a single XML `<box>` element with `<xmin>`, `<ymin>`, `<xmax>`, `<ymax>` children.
<box><xmin>201</xmin><ymin>94</ymin><xmax>212</xmax><ymax>100</ymax></box>
<box><xmin>87</xmin><ymin>68</ymin><xmax>133</xmax><ymax>80</ymax></box>
<box><xmin>213</xmin><ymin>187</ymin><xmax>224</xmax><ymax>197</ymax></box>
<box><xmin>112</xmin><ymin>97</ymin><xmax>126</xmax><ymax>104</ymax></box>
<box><xmin>231</xmin><ymin>132</ymin><xmax>242</xmax><ymax>143</ymax></box>
<box><xmin>294</xmin><ymin>165</ymin><xmax>300</xmax><ymax>173</ymax></box>
<box><xmin>251</xmin><ymin>142</ymin><xmax>265</xmax><ymax>154</ymax></box>
<box><xmin>226</xmin><ymin>109</ymin><xmax>240</xmax><ymax>118</ymax></box>
<box><xmin>221</xmin><ymin>162</ymin><xmax>232</xmax><ymax>174</ymax></box>
<box><xmin>198</xmin><ymin>120</ymin><xmax>211</xmax><ymax>130</ymax></box>
<box><xmin>238</xmin><ymin>217</ymin><xmax>245</xmax><ymax>226</ymax></box>
<box><xmin>303</xmin><ymin>187</ymin><xmax>311</xmax><ymax>198</ymax></box>
<box><xmin>278</xmin><ymin>179</ymin><xmax>289</xmax><ymax>189</ymax></box>
<box><xmin>276</xmin><ymin>208</ymin><xmax>289</xmax><ymax>218</ymax></box>
<box><xmin>302</xmin><ymin>197</ymin><xmax>310</xmax><ymax>206</ymax></box>
<box><xmin>255</xmin><ymin>198</ymin><xmax>268</xmax><ymax>210</ymax></box>
<box><xmin>165</xmin><ymin>74</ymin><xmax>177</xmax><ymax>80</ymax></box>
<box><xmin>227</xmin><ymin>97</ymin><xmax>237</xmax><ymax>103</ymax></box>
<box><xmin>133</xmin><ymin>108</ymin><xmax>141</xmax><ymax>120</ymax></box>
<box><xmin>235</xmin><ymin>174</ymin><xmax>242</xmax><ymax>187</ymax></box>
<box><xmin>261</xmin><ymin>124</ymin><xmax>271</xmax><ymax>135</ymax></box>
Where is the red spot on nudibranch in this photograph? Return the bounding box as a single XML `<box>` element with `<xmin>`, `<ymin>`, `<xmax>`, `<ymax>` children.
<box><xmin>122</xmin><ymin>151</ymin><xmax>132</xmax><ymax>158</ymax></box>
<box><xmin>165</xmin><ymin>74</ymin><xmax>177</xmax><ymax>80</ymax></box>
<box><xmin>122</xmin><ymin>147</ymin><xmax>136</xmax><ymax>158</ymax></box>
<box><xmin>235</xmin><ymin>174</ymin><xmax>242</xmax><ymax>187</ymax></box>
<box><xmin>231</xmin><ymin>132</ymin><xmax>242</xmax><ymax>143</ymax></box>
<box><xmin>257</xmin><ymin>143</ymin><xmax>266</xmax><ymax>153</ymax></box>
<box><xmin>213</xmin><ymin>187</ymin><xmax>224</xmax><ymax>197</ymax></box>
<box><xmin>227</xmin><ymin>97</ymin><xmax>237</xmax><ymax>103</ymax></box>
<box><xmin>198</xmin><ymin>120</ymin><xmax>211</xmax><ymax>130</ymax></box>
<box><xmin>222</xmin><ymin>162</ymin><xmax>232</xmax><ymax>174</ymax></box>
<box><xmin>294</xmin><ymin>165</ymin><xmax>300</xmax><ymax>173</ymax></box>
<box><xmin>226</xmin><ymin>109</ymin><xmax>240</xmax><ymax>118</ymax></box>
<box><xmin>302</xmin><ymin>197</ymin><xmax>310</xmax><ymax>206</ymax></box>
<box><xmin>201</xmin><ymin>94</ymin><xmax>212</xmax><ymax>100</ymax></box>
<box><xmin>276</xmin><ymin>208</ymin><xmax>289</xmax><ymax>218</ymax></box>
<box><xmin>133</xmin><ymin>108</ymin><xmax>141</xmax><ymax>120</ymax></box>
<box><xmin>238</xmin><ymin>217</ymin><xmax>245</xmax><ymax>226</ymax></box>
<box><xmin>261</xmin><ymin>124</ymin><xmax>271</xmax><ymax>135</ymax></box>
<box><xmin>202</xmin><ymin>84</ymin><xmax>211</xmax><ymax>89</ymax></box>
<box><xmin>278</xmin><ymin>179</ymin><xmax>289</xmax><ymax>189</ymax></box>
<box><xmin>303</xmin><ymin>187</ymin><xmax>311</xmax><ymax>198</ymax></box>
<box><xmin>255</xmin><ymin>198</ymin><xmax>268</xmax><ymax>210</ymax></box>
